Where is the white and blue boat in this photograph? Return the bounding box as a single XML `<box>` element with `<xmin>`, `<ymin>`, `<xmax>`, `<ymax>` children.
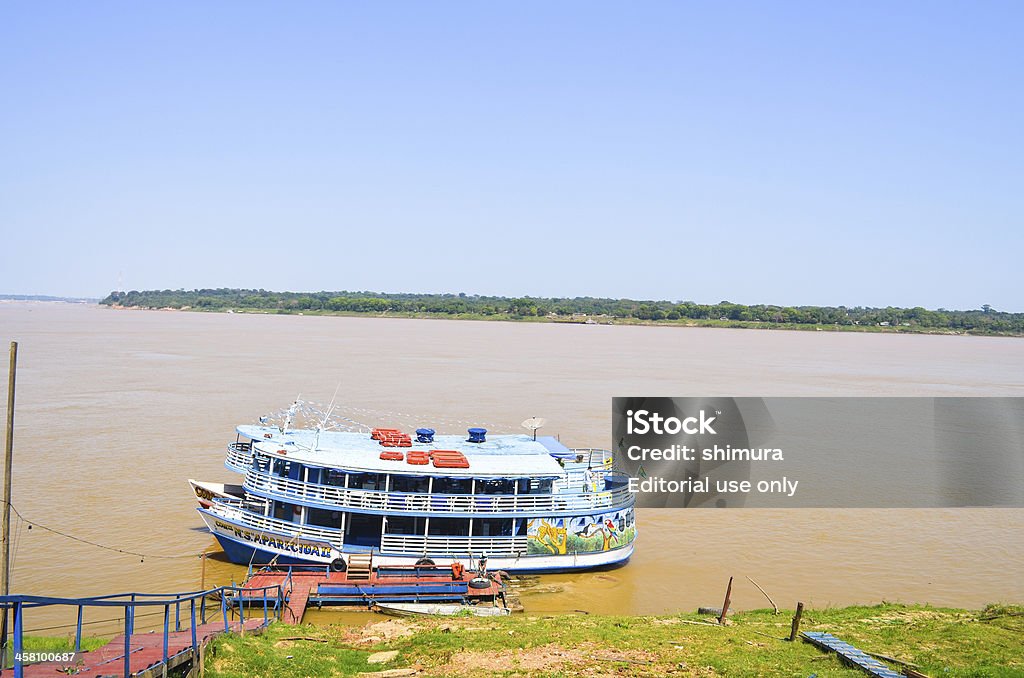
<box><xmin>192</xmin><ymin>404</ymin><xmax>636</xmax><ymax>572</ymax></box>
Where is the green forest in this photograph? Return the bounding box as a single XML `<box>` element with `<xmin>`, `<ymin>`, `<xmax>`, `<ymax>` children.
<box><xmin>100</xmin><ymin>289</ymin><xmax>1024</xmax><ymax>335</ymax></box>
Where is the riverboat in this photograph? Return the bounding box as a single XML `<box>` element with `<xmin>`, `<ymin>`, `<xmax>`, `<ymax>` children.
<box><xmin>193</xmin><ymin>406</ymin><xmax>636</xmax><ymax>572</ymax></box>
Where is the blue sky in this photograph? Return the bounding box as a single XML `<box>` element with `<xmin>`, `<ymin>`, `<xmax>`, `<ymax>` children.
<box><xmin>2</xmin><ymin>2</ymin><xmax>1021</xmax><ymax>310</ymax></box>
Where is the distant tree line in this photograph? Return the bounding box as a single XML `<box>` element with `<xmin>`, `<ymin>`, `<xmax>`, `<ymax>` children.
<box><xmin>99</xmin><ymin>289</ymin><xmax>1024</xmax><ymax>335</ymax></box>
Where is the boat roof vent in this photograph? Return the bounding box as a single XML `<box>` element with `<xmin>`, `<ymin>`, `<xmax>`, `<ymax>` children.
<box><xmin>416</xmin><ymin>428</ymin><xmax>435</xmax><ymax>443</ymax></box>
<box><xmin>467</xmin><ymin>427</ymin><xmax>487</xmax><ymax>443</ymax></box>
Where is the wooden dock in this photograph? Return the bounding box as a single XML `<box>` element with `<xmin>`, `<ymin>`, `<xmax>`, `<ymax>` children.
<box><xmin>1</xmin><ymin>583</ymin><xmax>282</xmax><ymax>678</ymax></box>
<box><xmin>0</xmin><ymin>617</ymin><xmax>267</xmax><ymax>678</ymax></box>
<box><xmin>240</xmin><ymin>564</ymin><xmax>507</xmax><ymax>620</ymax></box>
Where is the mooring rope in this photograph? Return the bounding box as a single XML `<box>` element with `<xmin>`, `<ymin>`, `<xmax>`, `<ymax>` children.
<box><xmin>8</xmin><ymin>504</ymin><xmax>199</xmax><ymax>560</ymax></box>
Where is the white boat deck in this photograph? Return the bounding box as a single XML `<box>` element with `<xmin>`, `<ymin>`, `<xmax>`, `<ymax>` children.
<box><xmin>241</xmin><ymin>425</ymin><xmax>570</xmax><ymax>478</ymax></box>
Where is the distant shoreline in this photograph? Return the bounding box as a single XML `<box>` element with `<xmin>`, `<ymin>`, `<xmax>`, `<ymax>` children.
<box><xmin>102</xmin><ymin>303</ymin><xmax>1022</xmax><ymax>337</ymax></box>
<box><xmin>0</xmin><ymin>294</ymin><xmax>98</xmax><ymax>303</ymax></box>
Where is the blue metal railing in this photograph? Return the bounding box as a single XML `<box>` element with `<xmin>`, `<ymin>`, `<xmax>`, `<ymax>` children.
<box><xmin>0</xmin><ymin>582</ymin><xmax>283</xmax><ymax>678</ymax></box>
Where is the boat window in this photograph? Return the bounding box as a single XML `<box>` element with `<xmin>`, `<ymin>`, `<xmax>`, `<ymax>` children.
<box><xmin>514</xmin><ymin>519</ymin><xmax>527</xmax><ymax>536</ymax></box>
<box><xmin>324</xmin><ymin>469</ymin><xmax>346</xmax><ymax>486</ymax></box>
<box><xmin>531</xmin><ymin>478</ymin><xmax>554</xmax><ymax>494</ymax></box>
<box><xmin>516</xmin><ymin>479</ymin><xmax>531</xmax><ymax>495</ymax></box>
<box><xmin>384</xmin><ymin>516</ymin><xmax>426</xmax><ymax>535</ymax></box>
<box><xmin>390</xmin><ymin>475</ymin><xmax>429</xmax><ymax>494</ymax></box>
<box><xmin>473</xmin><ymin>518</ymin><xmax>512</xmax><ymax>537</ymax></box>
<box><xmin>475</xmin><ymin>479</ymin><xmax>514</xmax><ymax>495</ymax></box>
<box><xmin>272</xmin><ymin>459</ymin><xmax>291</xmax><ymax>477</ymax></box>
<box><xmin>427</xmin><ymin>517</ymin><xmax>470</xmax><ymax>536</ymax></box>
<box><xmin>306</xmin><ymin>507</ymin><xmax>341</xmax><ymax>529</ymax></box>
<box><xmin>349</xmin><ymin>473</ymin><xmax>385</xmax><ymax>491</ymax></box>
<box><xmin>254</xmin><ymin>456</ymin><xmax>270</xmax><ymax>473</ymax></box>
<box><xmin>273</xmin><ymin>501</ymin><xmax>296</xmax><ymax>522</ymax></box>
<box><xmin>432</xmin><ymin>477</ymin><xmax>472</xmax><ymax>494</ymax></box>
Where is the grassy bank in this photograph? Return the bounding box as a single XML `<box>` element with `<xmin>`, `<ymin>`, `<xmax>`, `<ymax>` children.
<box><xmin>202</xmin><ymin>603</ymin><xmax>1023</xmax><ymax>677</ymax></box>
<box><xmin>109</xmin><ymin>304</ymin><xmax>1021</xmax><ymax>337</ymax></box>
<box><xmin>101</xmin><ymin>288</ymin><xmax>1024</xmax><ymax>337</ymax></box>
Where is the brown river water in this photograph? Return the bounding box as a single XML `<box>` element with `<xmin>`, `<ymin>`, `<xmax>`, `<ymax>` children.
<box><xmin>0</xmin><ymin>302</ymin><xmax>1022</xmax><ymax>633</ymax></box>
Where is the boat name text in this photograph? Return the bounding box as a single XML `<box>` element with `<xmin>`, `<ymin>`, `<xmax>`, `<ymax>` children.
<box><xmin>213</xmin><ymin>520</ymin><xmax>333</xmax><ymax>558</ymax></box>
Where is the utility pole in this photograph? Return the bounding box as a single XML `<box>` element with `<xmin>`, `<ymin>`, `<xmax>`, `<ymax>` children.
<box><xmin>1</xmin><ymin>341</ymin><xmax>17</xmax><ymax>664</ymax></box>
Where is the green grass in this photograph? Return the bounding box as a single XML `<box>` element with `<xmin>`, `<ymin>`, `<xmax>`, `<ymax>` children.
<box><xmin>201</xmin><ymin>603</ymin><xmax>1024</xmax><ymax>677</ymax></box>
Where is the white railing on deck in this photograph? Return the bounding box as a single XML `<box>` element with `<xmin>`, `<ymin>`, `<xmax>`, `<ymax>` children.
<box><xmin>381</xmin><ymin>535</ymin><xmax>529</xmax><ymax>556</ymax></box>
<box><xmin>225</xmin><ymin>442</ymin><xmax>253</xmax><ymax>472</ymax></box>
<box><xmin>225</xmin><ymin>442</ymin><xmax>631</xmax><ymax>515</ymax></box>
<box><xmin>211</xmin><ymin>499</ymin><xmax>342</xmax><ymax>545</ymax></box>
<box><xmin>242</xmin><ymin>467</ymin><xmax>632</xmax><ymax>516</ymax></box>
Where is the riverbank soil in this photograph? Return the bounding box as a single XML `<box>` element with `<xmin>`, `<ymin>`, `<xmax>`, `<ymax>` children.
<box><xmin>203</xmin><ymin>603</ymin><xmax>1023</xmax><ymax>677</ymax></box>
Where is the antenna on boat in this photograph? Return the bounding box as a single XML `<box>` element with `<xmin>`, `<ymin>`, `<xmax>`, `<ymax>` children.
<box><xmin>521</xmin><ymin>417</ymin><xmax>546</xmax><ymax>441</ymax></box>
<box><xmin>312</xmin><ymin>383</ymin><xmax>343</xmax><ymax>451</ymax></box>
<box><xmin>282</xmin><ymin>397</ymin><xmax>301</xmax><ymax>434</ymax></box>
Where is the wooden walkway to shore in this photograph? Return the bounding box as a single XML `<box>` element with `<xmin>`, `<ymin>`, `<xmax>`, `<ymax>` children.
<box><xmin>0</xmin><ymin>618</ymin><xmax>267</xmax><ymax>678</ymax></box>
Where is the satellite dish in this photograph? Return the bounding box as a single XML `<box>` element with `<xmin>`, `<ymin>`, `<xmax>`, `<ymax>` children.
<box><xmin>521</xmin><ymin>417</ymin><xmax>547</xmax><ymax>440</ymax></box>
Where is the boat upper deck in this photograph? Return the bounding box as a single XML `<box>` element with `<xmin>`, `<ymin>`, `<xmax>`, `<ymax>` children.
<box><xmin>239</xmin><ymin>425</ymin><xmax>569</xmax><ymax>479</ymax></box>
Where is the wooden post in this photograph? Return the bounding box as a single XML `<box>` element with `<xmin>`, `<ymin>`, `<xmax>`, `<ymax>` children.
<box><xmin>718</xmin><ymin>576</ymin><xmax>733</xmax><ymax>624</ymax></box>
<box><xmin>789</xmin><ymin>601</ymin><xmax>804</xmax><ymax>641</ymax></box>
<box><xmin>1</xmin><ymin>342</ymin><xmax>17</xmax><ymax>665</ymax></box>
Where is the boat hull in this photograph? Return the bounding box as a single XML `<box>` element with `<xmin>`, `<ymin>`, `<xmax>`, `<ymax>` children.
<box><xmin>199</xmin><ymin>508</ymin><xmax>634</xmax><ymax>573</ymax></box>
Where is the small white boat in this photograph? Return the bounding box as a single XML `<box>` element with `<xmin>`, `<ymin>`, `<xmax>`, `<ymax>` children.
<box><xmin>374</xmin><ymin>602</ymin><xmax>511</xmax><ymax>618</ymax></box>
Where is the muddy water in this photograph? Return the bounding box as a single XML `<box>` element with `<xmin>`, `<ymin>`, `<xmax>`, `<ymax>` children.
<box><xmin>0</xmin><ymin>302</ymin><xmax>1022</xmax><ymax>631</ymax></box>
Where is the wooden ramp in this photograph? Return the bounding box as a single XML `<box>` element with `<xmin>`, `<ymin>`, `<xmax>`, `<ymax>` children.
<box><xmin>801</xmin><ymin>631</ymin><xmax>904</xmax><ymax>678</ymax></box>
<box><xmin>242</xmin><ymin>569</ymin><xmax>317</xmax><ymax>623</ymax></box>
<box><xmin>0</xmin><ymin>618</ymin><xmax>267</xmax><ymax>678</ymax></box>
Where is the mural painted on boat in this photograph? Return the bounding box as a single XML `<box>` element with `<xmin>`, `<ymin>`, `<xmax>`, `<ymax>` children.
<box><xmin>527</xmin><ymin>509</ymin><xmax>635</xmax><ymax>555</ymax></box>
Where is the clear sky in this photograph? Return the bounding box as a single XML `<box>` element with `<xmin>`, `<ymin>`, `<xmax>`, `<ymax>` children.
<box><xmin>1</xmin><ymin>2</ymin><xmax>1021</xmax><ymax>310</ymax></box>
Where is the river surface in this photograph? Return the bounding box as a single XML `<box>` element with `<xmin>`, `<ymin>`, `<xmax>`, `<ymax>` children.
<box><xmin>0</xmin><ymin>302</ymin><xmax>1022</xmax><ymax>632</ymax></box>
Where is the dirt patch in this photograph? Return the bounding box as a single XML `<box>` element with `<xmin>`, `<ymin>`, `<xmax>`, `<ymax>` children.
<box><xmin>347</xmin><ymin>619</ymin><xmax>421</xmax><ymax>645</ymax></box>
<box><xmin>441</xmin><ymin>644</ymin><xmax>674</xmax><ymax>676</ymax></box>
<box><xmin>444</xmin><ymin>644</ymin><xmax>584</xmax><ymax>675</ymax></box>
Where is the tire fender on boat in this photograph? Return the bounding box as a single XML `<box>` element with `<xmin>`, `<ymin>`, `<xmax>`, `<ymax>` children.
<box><xmin>330</xmin><ymin>557</ymin><xmax>347</xmax><ymax>572</ymax></box>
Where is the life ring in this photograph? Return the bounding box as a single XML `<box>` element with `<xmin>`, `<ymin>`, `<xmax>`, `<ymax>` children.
<box><xmin>330</xmin><ymin>558</ymin><xmax>347</xmax><ymax>572</ymax></box>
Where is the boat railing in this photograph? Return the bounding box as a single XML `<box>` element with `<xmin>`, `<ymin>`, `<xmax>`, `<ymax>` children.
<box><xmin>380</xmin><ymin>534</ymin><xmax>530</xmax><ymax>557</ymax></box>
<box><xmin>0</xmin><ymin>583</ymin><xmax>282</xmax><ymax>678</ymax></box>
<box><xmin>241</xmin><ymin>467</ymin><xmax>634</xmax><ymax>516</ymax></box>
<box><xmin>227</xmin><ymin>444</ymin><xmax>616</xmax><ymax>481</ymax></box>
<box><xmin>209</xmin><ymin>500</ymin><xmax>344</xmax><ymax>546</ymax></box>
<box><xmin>226</xmin><ymin>442</ymin><xmax>253</xmax><ymax>472</ymax></box>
